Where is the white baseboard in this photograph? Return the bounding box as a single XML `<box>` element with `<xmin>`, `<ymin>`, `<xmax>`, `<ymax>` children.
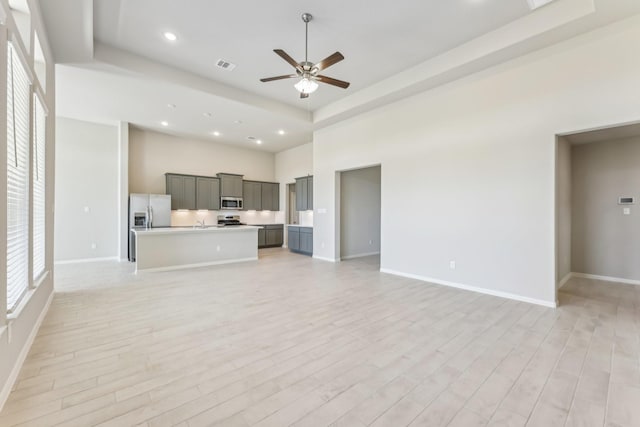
<box><xmin>380</xmin><ymin>268</ymin><xmax>557</xmax><ymax>308</ymax></box>
<box><xmin>341</xmin><ymin>252</ymin><xmax>381</xmax><ymax>260</ymax></box>
<box><xmin>54</xmin><ymin>256</ymin><xmax>120</xmax><ymax>265</ymax></box>
<box><xmin>557</xmin><ymin>273</ymin><xmax>573</xmax><ymax>289</ymax></box>
<box><xmin>0</xmin><ymin>290</ymin><xmax>54</xmax><ymax>412</ymax></box>
<box><xmin>136</xmin><ymin>257</ymin><xmax>258</xmax><ymax>273</ymax></box>
<box><xmin>313</xmin><ymin>255</ymin><xmax>338</xmax><ymax>263</ymax></box>
<box><xmin>571</xmin><ymin>272</ymin><xmax>640</xmax><ymax>286</ymax></box>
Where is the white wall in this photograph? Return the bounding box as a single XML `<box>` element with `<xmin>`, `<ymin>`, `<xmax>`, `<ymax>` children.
<box><xmin>312</xmin><ymin>16</ymin><xmax>640</xmax><ymax>307</ymax></box>
<box><xmin>129</xmin><ymin>128</ymin><xmax>276</xmax><ymax>194</ymax></box>
<box><xmin>54</xmin><ymin>117</ymin><xmax>119</xmax><ymax>261</ymax></box>
<box><xmin>340</xmin><ymin>166</ymin><xmax>381</xmax><ymax>259</ymax></box>
<box><xmin>556</xmin><ymin>136</ymin><xmax>571</xmax><ymax>287</ymax></box>
<box><xmin>128</xmin><ymin>128</ymin><xmax>283</xmax><ymax>228</ymax></box>
<box><xmin>275</xmin><ymin>142</ymin><xmax>313</xmax><ymax>227</ymax></box>
<box><xmin>1</xmin><ymin>0</ymin><xmax>56</xmax><ymax>410</ymax></box>
<box><xmin>571</xmin><ymin>136</ymin><xmax>640</xmax><ymax>281</ymax></box>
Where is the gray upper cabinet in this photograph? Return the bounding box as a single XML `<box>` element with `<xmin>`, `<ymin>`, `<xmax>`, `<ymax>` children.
<box><xmin>295</xmin><ymin>176</ymin><xmax>313</xmax><ymax>211</ymax></box>
<box><xmin>165</xmin><ymin>173</ymin><xmax>196</xmax><ymax>210</ymax></box>
<box><xmin>307</xmin><ymin>176</ymin><xmax>313</xmax><ymax>210</ymax></box>
<box><xmin>261</xmin><ymin>182</ymin><xmax>279</xmax><ymax>211</ymax></box>
<box><xmin>196</xmin><ymin>177</ymin><xmax>220</xmax><ymax>210</ymax></box>
<box><xmin>243</xmin><ymin>181</ymin><xmax>262</xmax><ymax>211</ymax></box>
<box><xmin>217</xmin><ymin>173</ymin><xmax>243</xmax><ymax>198</ymax></box>
<box><xmin>242</xmin><ymin>181</ymin><xmax>279</xmax><ymax>211</ymax></box>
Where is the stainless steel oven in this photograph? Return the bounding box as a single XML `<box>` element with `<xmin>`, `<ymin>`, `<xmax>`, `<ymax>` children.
<box><xmin>221</xmin><ymin>197</ymin><xmax>243</xmax><ymax>210</ymax></box>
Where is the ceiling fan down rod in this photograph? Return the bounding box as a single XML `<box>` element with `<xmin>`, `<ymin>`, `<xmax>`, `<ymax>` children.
<box><xmin>302</xmin><ymin>13</ymin><xmax>312</xmax><ymax>65</ymax></box>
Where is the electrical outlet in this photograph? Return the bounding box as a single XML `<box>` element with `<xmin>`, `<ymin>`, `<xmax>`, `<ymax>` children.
<box><xmin>83</xmin><ymin>206</ymin><xmax>90</xmax><ymax>213</ymax></box>
<box><xmin>91</xmin><ymin>243</ymin><xmax>97</xmax><ymax>249</ymax></box>
<box><xmin>321</xmin><ymin>242</ymin><xmax>325</xmax><ymax>248</ymax></box>
<box><xmin>216</xmin><ymin>245</ymin><xmax>221</xmax><ymax>252</ymax></box>
<box><xmin>369</xmin><ymin>240</ymin><xmax>373</xmax><ymax>245</ymax></box>
<box><xmin>449</xmin><ymin>260</ymin><xmax>456</xmax><ymax>270</ymax></box>
<box><xmin>623</xmin><ymin>207</ymin><xmax>631</xmax><ymax>215</ymax></box>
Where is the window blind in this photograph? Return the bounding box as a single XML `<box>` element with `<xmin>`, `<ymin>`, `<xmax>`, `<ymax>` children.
<box><xmin>7</xmin><ymin>43</ymin><xmax>31</xmax><ymax>312</ymax></box>
<box><xmin>33</xmin><ymin>95</ymin><xmax>45</xmax><ymax>279</ymax></box>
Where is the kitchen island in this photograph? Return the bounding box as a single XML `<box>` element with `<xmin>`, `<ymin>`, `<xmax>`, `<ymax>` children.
<box><xmin>132</xmin><ymin>226</ymin><xmax>260</xmax><ymax>273</ymax></box>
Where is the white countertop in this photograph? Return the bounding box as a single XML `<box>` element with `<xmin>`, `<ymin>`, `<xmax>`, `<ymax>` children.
<box><xmin>132</xmin><ymin>225</ymin><xmax>261</xmax><ymax>236</ymax></box>
<box><xmin>286</xmin><ymin>224</ymin><xmax>313</xmax><ymax>228</ymax></box>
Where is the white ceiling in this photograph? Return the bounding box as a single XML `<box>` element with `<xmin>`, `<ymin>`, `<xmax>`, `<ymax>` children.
<box><xmin>37</xmin><ymin>0</ymin><xmax>640</xmax><ymax>153</ymax></box>
<box><xmin>92</xmin><ymin>0</ymin><xmax>530</xmax><ymax>111</ymax></box>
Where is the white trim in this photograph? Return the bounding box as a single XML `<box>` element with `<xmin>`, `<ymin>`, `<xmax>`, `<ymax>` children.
<box><xmin>135</xmin><ymin>257</ymin><xmax>258</xmax><ymax>273</ymax></box>
<box><xmin>341</xmin><ymin>252</ymin><xmax>380</xmax><ymax>260</ymax></box>
<box><xmin>380</xmin><ymin>268</ymin><xmax>557</xmax><ymax>308</ymax></box>
<box><xmin>312</xmin><ymin>255</ymin><xmax>338</xmax><ymax>263</ymax></box>
<box><xmin>54</xmin><ymin>256</ymin><xmax>120</xmax><ymax>265</ymax></box>
<box><xmin>557</xmin><ymin>272</ymin><xmax>572</xmax><ymax>289</ymax></box>
<box><xmin>571</xmin><ymin>272</ymin><xmax>640</xmax><ymax>286</ymax></box>
<box><xmin>0</xmin><ymin>290</ymin><xmax>54</xmax><ymax>412</ymax></box>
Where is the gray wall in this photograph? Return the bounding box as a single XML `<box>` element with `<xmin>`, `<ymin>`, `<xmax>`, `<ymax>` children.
<box><xmin>340</xmin><ymin>166</ymin><xmax>381</xmax><ymax>259</ymax></box>
<box><xmin>556</xmin><ymin>136</ymin><xmax>571</xmax><ymax>286</ymax></box>
<box><xmin>571</xmin><ymin>136</ymin><xmax>640</xmax><ymax>280</ymax></box>
<box><xmin>55</xmin><ymin>117</ymin><xmax>119</xmax><ymax>261</ymax></box>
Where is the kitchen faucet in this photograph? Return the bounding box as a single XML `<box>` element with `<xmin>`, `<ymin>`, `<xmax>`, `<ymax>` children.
<box><xmin>195</xmin><ymin>219</ymin><xmax>205</xmax><ymax>228</ymax></box>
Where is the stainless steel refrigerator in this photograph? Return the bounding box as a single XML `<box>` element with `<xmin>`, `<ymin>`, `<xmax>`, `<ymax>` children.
<box><xmin>128</xmin><ymin>194</ymin><xmax>172</xmax><ymax>261</ymax></box>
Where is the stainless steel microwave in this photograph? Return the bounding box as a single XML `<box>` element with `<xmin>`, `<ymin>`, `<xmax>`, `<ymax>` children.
<box><xmin>221</xmin><ymin>197</ymin><xmax>243</xmax><ymax>210</ymax></box>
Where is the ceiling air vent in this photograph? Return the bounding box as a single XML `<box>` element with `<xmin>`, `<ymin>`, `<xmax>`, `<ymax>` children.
<box><xmin>527</xmin><ymin>0</ymin><xmax>556</xmax><ymax>10</ymax></box>
<box><xmin>216</xmin><ymin>59</ymin><xmax>236</xmax><ymax>71</ymax></box>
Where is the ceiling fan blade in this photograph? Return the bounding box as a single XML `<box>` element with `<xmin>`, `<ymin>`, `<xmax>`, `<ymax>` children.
<box><xmin>315</xmin><ymin>75</ymin><xmax>350</xmax><ymax>89</ymax></box>
<box><xmin>313</xmin><ymin>52</ymin><xmax>344</xmax><ymax>72</ymax></box>
<box><xmin>300</xmin><ymin>92</ymin><xmax>309</xmax><ymax>99</ymax></box>
<box><xmin>274</xmin><ymin>49</ymin><xmax>302</xmax><ymax>72</ymax></box>
<box><xmin>260</xmin><ymin>74</ymin><xmax>298</xmax><ymax>82</ymax></box>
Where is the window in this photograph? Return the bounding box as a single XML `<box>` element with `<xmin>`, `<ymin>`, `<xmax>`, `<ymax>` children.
<box><xmin>7</xmin><ymin>42</ymin><xmax>31</xmax><ymax>311</ymax></box>
<box><xmin>33</xmin><ymin>94</ymin><xmax>45</xmax><ymax>279</ymax></box>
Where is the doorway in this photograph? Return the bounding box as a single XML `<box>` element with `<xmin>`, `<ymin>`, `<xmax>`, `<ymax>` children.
<box><xmin>339</xmin><ymin>165</ymin><xmax>381</xmax><ymax>266</ymax></box>
<box><xmin>287</xmin><ymin>183</ymin><xmax>299</xmax><ymax>225</ymax></box>
<box><xmin>556</xmin><ymin>122</ymin><xmax>640</xmax><ymax>300</ymax></box>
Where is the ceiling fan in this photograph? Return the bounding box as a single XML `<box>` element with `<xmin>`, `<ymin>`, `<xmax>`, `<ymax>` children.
<box><xmin>260</xmin><ymin>13</ymin><xmax>350</xmax><ymax>99</ymax></box>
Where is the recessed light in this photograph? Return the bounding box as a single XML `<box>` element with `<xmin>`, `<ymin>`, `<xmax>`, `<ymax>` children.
<box><xmin>161</xmin><ymin>121</ymin><xmax>169</xmax><ymax>126</ymax></box>
<box><xmin>256</xmin><ymin>140</ymin><xmax>263</xmax><ymax>145</ymax></box>
<box><xmin>163</xmin><ymin>32</ymin><xmax>177</xmax><ymax>41</ymax></box>
<box><xmin>167</xmin><ymin>103</ymin><xmax>176</xmax><ymax>108</ymax></box>
<box><xmin>234</xmin><ymin>120</ymin><xmax>243</xmax><ymax>124</ymax></box>
<box><xmin>278</xmin><ymin>130</ymin><xmax>285</xmax><ymax>135</ymax></box>
<box><xmin>212</xmin><ymin>131</ymin><xmax>221</xmax><ymax>136</ymax></box>
<box><xmin>203</xmin><ymin>112</ymin><xmax>212</xmax><ymax>118</ymax></box>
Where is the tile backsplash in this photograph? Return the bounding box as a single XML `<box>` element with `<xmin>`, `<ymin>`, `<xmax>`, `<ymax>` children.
<box><xmin>171</xmin><ymin>210</ymin><xmax>281</xmax><ymax>226</ymax></box>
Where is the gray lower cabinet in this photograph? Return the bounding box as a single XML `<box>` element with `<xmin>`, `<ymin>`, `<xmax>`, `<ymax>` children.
<box><xmin>256</xmin><ymin>224</ymin><xmax>283</xmax><ymax>248</ymax></box>
<box><xmin>243</xmin><ymin>181</ymin><xmax>262</xmax><ymax>211</ymax></box>
<box><xmin>295</xmin><ymin>176</ymin><xmax>313</xmax><ymax>211</ymax></box>
<box><xmin>288</xmin><ymin>226</ymin><xmax>312</xmax><ymax>256</ymax></box>
<box><xmin>217</xmin><ymin>173</ymin><xmax>243</xmax><ymax>198</ymax></box>
<box><xmin>196</xmin><ymin>177</ymin><xmax>220</xmax><ymax>210</ymax></box>
<box><xmin>165</xmin><ymin>173</ymin><xmax>196</xmax><ymax>210</ymax></box>
<box><xmin>266</xmin><ymin>228</ymin><xmax>283</xmax><ymax>246</ymax></box>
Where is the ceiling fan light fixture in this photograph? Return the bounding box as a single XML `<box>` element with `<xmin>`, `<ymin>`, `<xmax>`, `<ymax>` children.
<box><xmin>295</xmin><ymin>77</ymin><xmax>318</xmax><ymax>94</ymax></box>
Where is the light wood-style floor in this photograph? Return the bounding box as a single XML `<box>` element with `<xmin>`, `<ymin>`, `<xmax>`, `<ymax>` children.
<box><xmin>1</xmin><ymin>248</ymin><xmax>639</xmax><ymax>426</ymax></box>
